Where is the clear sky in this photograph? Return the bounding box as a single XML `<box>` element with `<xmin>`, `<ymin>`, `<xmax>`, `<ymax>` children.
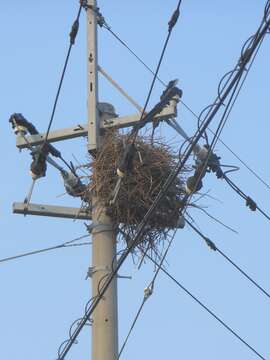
<box><xmin>1</xmin><ymin>1</ymin><xmax>270</xmax><ymax>359</ymax></box>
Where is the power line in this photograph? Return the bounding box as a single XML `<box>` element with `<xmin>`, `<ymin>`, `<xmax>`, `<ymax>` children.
<box><xmin>129</xmin><ymin>0</ymin><xmax>182</xmax><ymax>142</ymax></box>
<box><xmin>178</xmin><ymin>26</ymin><xmax>268</xmax><ymax>227</ymax></box>
<box><xmin>0</xmin><ymin>235</ymin><xmax>90</xmax><ymax>264</ymax></box>
<box><xmin>101</xmin><ymin>15</ymin><xmax>270</xmax><ymax>192</ymax></box>
<box><xmin>56</xmin><ymin>6</ymin><xmax>270</xmax><ymax>359</ymax></box>
<box><xmin>185</xmin><ymin>219</ymin><xmax>270</xmax><ymax>300</ymax></box>
<box><xmin>223</xmin><ymin>174</ymin><xmax>270</xmax><ymax>222</ymax></box>
<box><xmin>146</xmin><ymin>253</ymin><xmax>267</xmax><ymax>360</ymax></box>
<box><xmin>117</xmin><ymin>229</ymin><xmax>177</xmax><ymax>359</ymax></box>
<box><xmin>42</xmin><ymin>4</ymin><xmax>83</xmax><ymax>145</ymax></box>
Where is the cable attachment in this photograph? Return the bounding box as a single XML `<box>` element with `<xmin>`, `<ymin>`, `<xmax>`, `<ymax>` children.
<box><xmin>82</xmin><ymin>2</ymin><xmax>106</xmax><ymax>28</ymax></box>
<box><xmin>160</xmin><ymin>80</ymin><xmax>182</xmax><ymax>103</ymax></box>
<box><xmin>62</xmin><ymin>171</ymin><xmax>86</xmax><ymax>198</ymax></box>
<box><xmin>246</xmin><ymin>196</ymin><xmax>257</xmax><ymax>211</ymax></box>
<box><xmin>196</xmin><ymin>144</ymin><xmax>223</xmax><ymax>179</ymax></box>
<box><xmin>238</xmin><ymin>48</ymin><xmax>252</xmax><ymax>68</ymax></box>
<box><xmin>144</xmin><ymin>283</ymin><xmax>154</xmax><ymax>300</ymax></box>
<box><xmin>69</xmin><ymin>19</ymin><xmax>79</xmax><ymax>45</ymax></box>
<box><xmin>204</xmin><ymin>238</ymin><xmax>217</xmax><ymax>251</ymax></box>
<box><xmin>208</xmin><ymin>152</ymin><xmax>223</xmax><ymax>179</ymax></box>
<box><xmin>9</xmin><ymin>113</ymin><xmax>62</xmax><ymax>158</ymax></box>
<box><xmin>168</xmin><ymin>7</ymin><xmax>180</xmax><ymax>32</ymax></box>
<box><xmin>9</xmin><ymin>113</ymin><xmax>36</xmax><ymax>136</ymax></box>
<box><xmin>30</xmin><ymin>146</ymin><xmax>48</xmax><ymax>180</ymax></box>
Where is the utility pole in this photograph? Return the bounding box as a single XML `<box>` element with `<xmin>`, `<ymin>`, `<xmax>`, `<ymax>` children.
<box><xmin>11</xmin><ymin>3</ymin><xmax>180</xmax><ymax>357</ymax></box>
<box><xmin>87</xmin><ymin>1</ymin><xmax>119</xmax><ymax>360</ymax></box>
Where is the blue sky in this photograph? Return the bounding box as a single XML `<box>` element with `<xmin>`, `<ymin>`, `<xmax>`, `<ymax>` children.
<box><xmin>1</xmin><ymin>1</ymin><xmax>270</xmax><ymax>359</ymax></box>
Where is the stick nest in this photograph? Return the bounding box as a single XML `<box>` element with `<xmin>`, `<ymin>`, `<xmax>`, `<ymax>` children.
<box><xmin>86</xmin><ymin>130</ymin><xmax>189</xmax><ymax>258</ymax></box>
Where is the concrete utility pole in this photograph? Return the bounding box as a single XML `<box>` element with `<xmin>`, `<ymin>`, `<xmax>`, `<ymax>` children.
<box><xmin>12</xmin><ymin>3</ymin><xmax>179</xmax><ymax>357</ymax></box>
<box><xmin>87</xmin><ymin>2</ymin><xmax>119</xmax><ymax>360</ymax></box>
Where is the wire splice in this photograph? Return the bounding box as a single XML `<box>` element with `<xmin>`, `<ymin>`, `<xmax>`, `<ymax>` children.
<box><xmin>30</xmin><ymin>147</ymin><xmax>48</xmax><ymax>179</ymax></box>
<box><xmin>205</xmin><ymin>237</ymin><xmax>217</xmax><ymax>251</ymax></box>
<box><xmin>246</xmin><ymin>196</ymin><xmax>257</xmax><ymax>211</ymax></box>
<box><xmin>69</xmin><ymin>19</ymin><xmax>79</xmax><ymax>45</ymax></box>
<box><xmin>168</xmin><ymin>7</ymin><xmax>180</xmax><ymax>32</ymax></box>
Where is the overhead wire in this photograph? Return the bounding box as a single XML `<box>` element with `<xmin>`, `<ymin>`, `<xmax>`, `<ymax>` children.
<box><xmin>223</xmin><ymin>174</ymin><xmax>270</xmax><ymax>222</ymax></box>
<box><xmin>185</xmin><ymin>218</ymin><xmax>270</xmax><ymax>300</ymax></box>
<box><xmin>56</xmin><ymin>4</ymin><xmax>270</xmax><ymax>358</ymax></box>
<box><xmin>100</xmin><ymin>13</ymin><xmax>270</xmax><ymax>191</ymax></box>
<box><xmin>42</xmin><ymin>3</ymin><xmax>83</xmax><ymax>146</ymax></box>
<box><xmin>117</xmin><ymin>229</ymin><xmax>177</xmax><ymax>359</ymax></box>
<box><xmin>145</xmin><ymin>253</ymin><xmax>267</xmax><ymax>360</ymax></box>
<box><xmin>178</xmin><ymin>24</ymin><xmax>268</xmax><ymax>225</ymax></box>
<box><xmin>129</xmin><ymin>0</ymin><xmax>182</xmax><ymax>143</ymax></box>
<box><xmin>0</xmin><ymin>235</ymin><xmax>90</xmax><ymax>264</ymax></box>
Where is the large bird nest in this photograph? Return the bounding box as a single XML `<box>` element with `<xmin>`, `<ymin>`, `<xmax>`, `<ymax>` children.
<box><xmin>86</xmin><ymin>130</ymin><xmax>190</xmax><ymax>259</ymax></box>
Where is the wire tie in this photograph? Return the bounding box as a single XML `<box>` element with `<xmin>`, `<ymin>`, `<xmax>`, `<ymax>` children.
<box><xmin>168</xmin><ymin>8</ymin><xmax>180</xmax><ymax>32</ymax></box>
<box><xmin>69</xmin><ymin>19</ymin><xmax>79</xmax><ymax>45</ymax></box>
<box><xmin>205</xmin><ymin>238</ymin><xmax>217</xmax><ymax>251</ymax></box>
<box><xmin>246</xmin><ymin>196</ymin><xmax>257</xmax><ymax>211</ymax></box>
<box><xmin>144</xmin><ymin>283</ymin><xmax>154</xmax><ymax>299</ymax></box>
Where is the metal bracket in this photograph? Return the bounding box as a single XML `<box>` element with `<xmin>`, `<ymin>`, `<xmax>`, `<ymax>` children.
<box><xmin>86</xmin><ymin>265</ymin><xmax>111</xmax><ymax>279</ymax></box>
<box><xmin>85</xmin><ymin>266</ymin><xmax>132</xmax><ymax>280</ymax></box>
<box><xmin>144</xmin><ymin>284</ymin><xmax>154</xmax><ymax>299</ymax></box>
<box><xmin>13</xmin><ymin>202</ymin><xmax>91</xmax><ymax>220</ymax></box>
<box><xmin>86</xmin><ymin>222</ymin><xmax>115</xmax><ymax>234</ymax></box>
<box><xmin>16</xmin><ymin>104</ymin><xmax>177</xmax><ymax>150</ymax></box>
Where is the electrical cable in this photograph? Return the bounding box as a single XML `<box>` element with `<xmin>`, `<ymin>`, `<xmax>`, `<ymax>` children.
<box><xmin>179</xmin><ymin>25</ymin><xmax>267</xmax><ymax>222</ymax></box>
<box><xmin>56</xmin><ymin>6</ymin><xmax>270</xmax><ymax>359</ymax></box>
<box><xmin>117</xmin><ymin>229</ymin><xmax>177</xmax><ymax>359</ymax></box>
<box><xmin>0</xmin><ymin>235</ymin><xmax>90</xmax><ymax>264</ymax></box>
<box><xmin>101</xmin><ymin>15</ymin><xmax>270</xmax><ymax>191</ymax></box>
<box><xmin>42</xmin><ymin>4</ymin><xmax>83</xmax><ymax>146</ymax></box>
<box><xmin>57</xmin><ymin>247</ymin><xmax>127</xmax><ymax>360</ymax></box>
<box><xmin>145</xmin><ymin>253</ymin><xmax>267</xmax><ymax>360</ymax></box>
<box><xmin>188</xmin><ymin>205</ymin><xmax>238</xmax><ymax>234</ymax></box>
<box><xmin>206</xmin><ymin>33</ymin><xmax>265</xmax><ymax>157</ymax></box>
<box><xmin>223</xmin><ymin>174</ymin><xmax>270</xmax><ymax>222</ymax></box>
<box><xmin>129</xmin><ymin>1</ymin><xmax>182</xmax><ymax>143</ymax></box>
<box><xmin>185</xmin><ymin>218</ymin><xmax>270</xmax><ymax>300</ymax></box>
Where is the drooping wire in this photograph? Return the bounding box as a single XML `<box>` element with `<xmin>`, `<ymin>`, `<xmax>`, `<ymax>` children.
<box><xmin>103</xmin><ymin>25</ymin><xmax>167</xmax><ymax>87</ymax></box>
<box><xmin>57</xmin><ymin>296</ymin><xmax>97</xmax><ymax>360</ymax></box>
<box><xmin>56</xmin><ymin>247</ymin><xmax>127</xmax><ymax>360</ymax></box>
<box><xmin>56</xmin><ymin>6</ymin><xmax>270</xmax><ymax>359</ymax></box>
<box><xmin>185</xmin><ymin>218</ymin><xmax>270</xmax><ymax>300</ymax></box>
<box><xmin>188</xmin><ymin>205</ymin><xmax>238</xmax><ymax>234</ymax></box>
<box><xmin>0</xmin><ymin>235</ymin><xmax>90</xmax><ymax>264</ymax></box>
<box><xmin>223</xmin><ymin>174</ymin><xmax>270</xmax><ymax>222</ymax></box>
<box><xmin>42</xmin><ymin>4</ymin><xmax>83</xmax><ymax>146</ymax></box>
<box><xmin>100</xmin><ymin>12</ymin><xmax>270</xmax><ymax>191</ymax></box>
<box><xmin>205</xmin><ymin>33</ymin><xmax>265</xmax><ymax>156</ymax></box>
<box><xmin>145</xmin><ymin>253</ymin><xmax>267</xmax><ymax>360</ymax></box>
<box><xmin>178</xmin><ymin>21</ymin><xmax>267</xmax><ymax>220</ymax></box>
<box><xmin>117</xmin><ymin>229</ymin><xmax>177</xmax><ymax>359</ymax></box>
<box><xmin>129</xmin><ymin>1</ymin><xmax>182</xmax><ymax>143</ymax></box>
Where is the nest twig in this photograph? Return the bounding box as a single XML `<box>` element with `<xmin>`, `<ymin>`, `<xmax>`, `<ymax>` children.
<box><xmin>85</xmin><ymin>130</ymin><xmax>190</xmax><ymax>259</ymax></box>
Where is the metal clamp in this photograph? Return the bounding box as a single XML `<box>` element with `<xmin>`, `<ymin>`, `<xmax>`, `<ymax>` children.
<box><xmin>144</xmin><ymin>283</ymin><xmax>154</xmax><ymax>300</ymax></box>
<box><xmin>86</xmin><ymin>266</ymin><xmax>111</xmax><ymax>279</ymax></box>
<box><xmin>86</xmin><ymin>222</ymin><xmax>115</xmax><ymax>235</ymax></box>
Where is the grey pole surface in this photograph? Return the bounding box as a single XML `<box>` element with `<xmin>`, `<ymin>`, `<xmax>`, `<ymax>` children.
<box><xmin>87</xmin><ymin>2</ymin><xmax>119</xmax><ymax>359</ymax></box>
<box><xmin>91</xmin><ymin>199</ymin><xmax>118</xmax><ymax>360</ymax></box>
